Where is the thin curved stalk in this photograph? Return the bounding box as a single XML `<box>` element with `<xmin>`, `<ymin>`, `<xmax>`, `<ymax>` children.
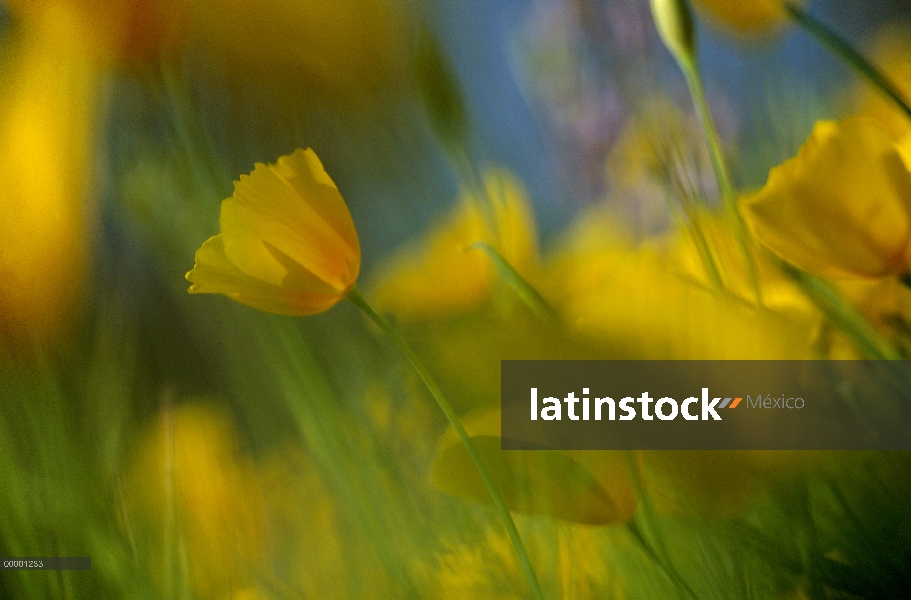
<box><xmin>681</xmin><ymin>63</ymin><xmax>763</xmax><ymax>306</ymax></box>
<box><xmin>346</xmin><ymin>287</ymin><xmax>547</xmax><ymax>600</ymax></box>
<box><xmin>471</xmin><ymin>242</ymin><xmax>557</xmax><ymax>322</ymax></box>
<box><xmin>785</xmin><ymin>3</ymin><xmax>911</xmax><ymax>123</ymax></box>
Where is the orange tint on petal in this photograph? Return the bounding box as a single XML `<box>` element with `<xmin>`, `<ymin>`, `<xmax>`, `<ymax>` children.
<box><xmin>220</xmin><ymin>149</ymin><xmax>359</xmax><ymax>293</ymax></box>
<box><xmin>186</xmin><ymin>148</ymin><xmax>360</xmax><ymax>316</ymax></box>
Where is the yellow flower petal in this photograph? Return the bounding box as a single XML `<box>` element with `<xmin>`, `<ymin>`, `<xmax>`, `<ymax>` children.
<box><xmin>186</xmin><ymin>148</ymin><xmax>360</xmax><ymax>315</ymax></box>
<box><xmin>186</xmin><ymin>235</ymin><xmax>344</xmax><ymax>315</ymax></box>
<box><xmin>691</xmin><ymin>0</ymin><xmax>802</xmax><ymax>33</ymax></box>
<box><xmin>742</xmin><ymin>118</ymin><xmax>911</xmax><ymax>280</ymax></box>
<box><xmin>540</xmin><ymin>209</ymin><xmax>812</xmax><ymax>360</ymax></box>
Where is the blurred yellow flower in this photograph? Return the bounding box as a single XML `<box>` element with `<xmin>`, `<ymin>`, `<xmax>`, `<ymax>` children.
<box><xmin>0</xmin><ymin>4</ymin><xmax>100</xmax><ymax>342</ymax></box>
<box><xmin>422</xmin><ymin>521</ymin><xmax>622</xmax><ymax>600</ymax></box>
<box><xmin>184</xmin><ymin>0</ymin><xmax>413</xmax><ymax>100</ymax></box>
<box><xmin>742</xmin><ymin>118</ymin><xmax>911</xmax><ymax>280</ymax></box>
<box><xmin>125</xmin><ymin>401</ymin><xmax>268</xmax><ymax>599</ymax></box>
<box><xmin>691</xmin><ymin>0</ymin><xmax>802</xmax><ymax>34</ymax></box>
<box><xmin>605</xmin><ymin>98</ymin><xmax>718</xmax><ymax>235</ymax></box>
<box><xmin>666</xmin><ymin>210</ymin><xmax>818</xmax><ymax>320</ymax></box>
<box><xmin>541</xmin><ymin>208</ymin><xmax>811</xmax><ymax>360</ymax></box>
<box><xmin>7</xmin><ymin>0</ymin><xmax>412</xmax><ymax>87</ymax></box>
<box><xmin>186</xmin><ymin>148</ymin><xmax>361</xmax><ymax>315</ymax></box>
<box><xmin>370</xmin><ymin>169</ymin><xmax>538</xmax><ymax>320</ymax></box>
<box><xmin>256</xmin><ymin>444</ymin><xmax>380</xmax><ymax>598</ymax></box>
<box><xmin>6</xmin><ymin>0</ymin><xmax>189</xmax><ymax>68</ymax></box>
<box><xmin>607</xmin><ymin>99</ymin><xmax>706</xmax><ymax>190</ymax></box>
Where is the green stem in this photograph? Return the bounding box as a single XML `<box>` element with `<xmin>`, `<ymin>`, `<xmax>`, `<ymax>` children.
<box><xmin>687</xmin><ymin>216</ymin><xmax>725</xmax><ymax>291</ymax></box>
<box><xmin>625</xmin><ymin>521</ymin><xmax>700</xmax><ymax>600</ymax></box>
<box><xmin>785</xmin><ymin>3</ymin><xmax>911</xmax><ymax>123</ymax></box>
<box><xmin>346</xmin><ymin>287</ymin><xmax>546</xmax><ymax>600</ymax></box>
<box><xmin>780</xmin><ymin>262</ymin><xmax>901</xmax><ymax>360</ymax></box>
<box><xmin>471</xmin><ymin>242</ymin><xmax>557</xmax><ymax>322</ymax></box>
<box><xmin>623</xmin><ymin>452</ymin><xmax>699</xmax><ymax>600</ymax></box>
<box><xmin>681</xmin><ymin>63</ymin><xmax>763</xmax><ymax>306</ymax></box>
<box><xmin>652</xmin><ymin>132</ymin><xmax>725</xmax><ymax>291</ymax></box>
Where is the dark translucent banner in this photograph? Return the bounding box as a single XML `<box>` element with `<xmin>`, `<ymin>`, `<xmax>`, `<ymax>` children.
<box><xmin>501</xmin><ymin>361</ymin><xmax>911</xmax><ymax>450</ymax></box>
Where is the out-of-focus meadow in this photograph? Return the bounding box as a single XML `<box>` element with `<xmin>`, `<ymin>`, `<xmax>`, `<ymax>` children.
<box><xmin>3</xmin><ymin>0</ymin><xmax>911</xmax><ymax>598</ymax></box>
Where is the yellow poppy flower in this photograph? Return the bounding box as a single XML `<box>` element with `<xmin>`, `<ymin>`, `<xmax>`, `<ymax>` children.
<box><xmin>691</xmin><ymin>0</ymin><xmax>801</xmax><ymax>34</ymax></box>
<box><xmin>186</xmin><ymin>148</ymin><xmax>361</xmax><ymax>315</ymax></box>
<box><xmin>255</xmin><ymin>444</ymin><xmax>359</xmax><ymax>599</ymax></box>
<box><xmin>742</xmin><ymin>118</ymin><xmax>911</xmax><ymax>280</ymax></box>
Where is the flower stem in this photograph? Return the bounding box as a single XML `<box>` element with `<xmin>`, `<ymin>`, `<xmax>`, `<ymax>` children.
<box><xmin>681</xmin><ymin>62</ymin><xmax>763</xmax><ymax>306</ymax></box>
<box><xmin>470</xmin><ymin>242</ymin><xmax>557</xmax><ymax>322</ymax></box>
<box><xmin>623</xmin><ymin>452</ymin><xmax>699</xmax><ymax>600</ymax></box>
<box><xmin>785</xmin><ymin>3</ymin><xmax>911</xmax><ymax>123</ymax></box>
<box><xmin>346</xmin><ymin>287</ymin><xmax>547</xmax><ymax>600</ymax></box>
<box><xmin>781</xmin><ymin>262</ymin><xmax>901</xmax><ymax>360</ymax></box>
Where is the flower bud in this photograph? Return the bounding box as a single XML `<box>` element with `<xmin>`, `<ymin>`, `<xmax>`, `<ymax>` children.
<box><xmin>650</xmin><ymin>0</ymin><xmax>697</xmax><ymax>70</ymax></box>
